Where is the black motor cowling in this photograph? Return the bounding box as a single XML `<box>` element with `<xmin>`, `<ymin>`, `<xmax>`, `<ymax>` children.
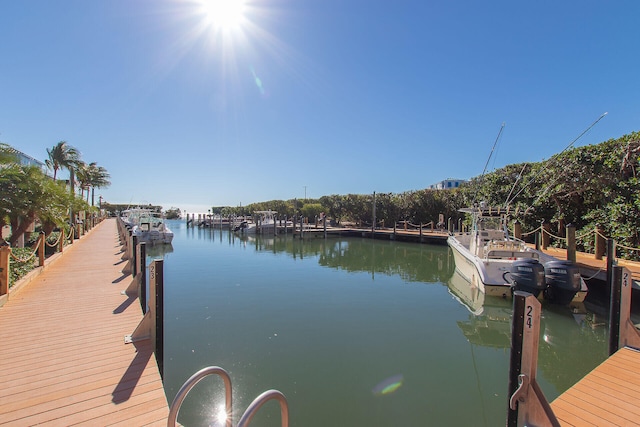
<box><xmin>543</xmin><ymin>260</ymin><xmax>582</xmax><ymax>305</ymax></box>
<box><xmin>504</xmin><ymin>258</ymin><xmax>546</xmax><ymax>297</ymax></box>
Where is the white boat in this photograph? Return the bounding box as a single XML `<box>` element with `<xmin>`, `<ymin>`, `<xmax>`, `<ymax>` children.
<box><xmin>122</xmin><ymin>208</ymin><xmax>174</xmax><ymax>245</ymax></box>
<box><xmin>447</xmin><ymin>203</ymin><xmax>587</xmax><ymax>303</ymax></box>
<box><xmin>232</xmin><ymin>210</ymin><xmax>278</xmax><ymax>234</ymax></box>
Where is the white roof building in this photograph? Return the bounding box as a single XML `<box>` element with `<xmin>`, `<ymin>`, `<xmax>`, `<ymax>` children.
<box><xmin>429</xmin><ymin>178</ymin><xmax>467</xmax><ymax>190</ymax></box>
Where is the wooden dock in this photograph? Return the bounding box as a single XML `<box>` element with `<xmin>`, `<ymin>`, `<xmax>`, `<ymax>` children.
<box><xmin>0</xmin><ymin>218</ymin><xmax>169</xmax><ymax>426</ymax></box>
<box><xmin>550</xmin><ymin>346</ymin><xmax>640</xmax><ymax>426</ymax></box>
<box><xmin>291</xmin><ymin>226</ymin><xmax>450</xmax><ymax>244</ymax></box>
<box><xmin>531</xmin><ymin>244</ymin><xmax>640</xmax><ymax>288</ymax></box>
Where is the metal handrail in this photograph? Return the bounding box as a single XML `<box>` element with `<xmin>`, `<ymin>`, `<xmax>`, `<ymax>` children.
<box><xmin>167</xmin><ymin>366</ymin><xmax>289</xmax><ymax>427</ymax></box>
<box><xmin>237</xmin><ymin>389</ymin><xmax>289</xmax><ymax>427</ymax></box>
<box><xmin>167</xmin><ymin>366</ymin><xmax>233</xmax><ymax>427</ymax></box>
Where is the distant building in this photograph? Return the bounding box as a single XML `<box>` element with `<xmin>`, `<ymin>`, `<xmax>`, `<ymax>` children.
<box><xmin>3</xmin><ymin>146</ymin><xmax>48</xmax><ymax>174</ymax></box>
<box><xmin>429</xmin><ymin>178</ymin><xmax>467</xmax><ymax>190</ymax></box>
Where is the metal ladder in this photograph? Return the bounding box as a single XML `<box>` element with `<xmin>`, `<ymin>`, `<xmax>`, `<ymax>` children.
<box><xmin>167</xmin><ymin>366</ymin><xmax>289</xmax><ymax>427</ymax></box>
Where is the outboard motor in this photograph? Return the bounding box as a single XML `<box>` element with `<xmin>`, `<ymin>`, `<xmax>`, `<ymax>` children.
<box><xmin>504</xmin><ymin>259</ymin><xmax>546</xmax><ymax>297</ymax></box>
<box><xmin>543</xmin><ymin>260</ymin><xmax>582</xmax><ymax>305</ymax></box>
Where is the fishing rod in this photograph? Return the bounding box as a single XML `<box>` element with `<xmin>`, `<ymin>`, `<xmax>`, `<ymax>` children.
<box><xmin>474</xmin><ymin>122</ymin><xmax>506</xmax><ymax>203</ymax></box>
<box><xmin>503</xmin><ymin>163</ymin><xmax>528</xmax><ymax>208</ymax></box>
<box><xmin>504</xmin><ymin>112</ymin><xmax>608</xmax><ymax>209</ymax></box>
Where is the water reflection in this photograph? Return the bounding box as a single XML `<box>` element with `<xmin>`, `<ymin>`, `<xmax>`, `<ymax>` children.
<box><xmin>186</xmin><ymin>224</ymin><xmax>456</xmax><ymax>283</ymax></box>
<box><xmin>145</xmin><ymin>243</ymin><xmax>173</xmax><ymax>260</ymax></box>
<box><xmin>163</xmin><ymin>221</ymin><xmax>610</xmax><ymax>425</ymax></box>
<box><xmin>448</xmin><ymin>270</ymin><xmax>608</xmax><ymax>394</ymax></box>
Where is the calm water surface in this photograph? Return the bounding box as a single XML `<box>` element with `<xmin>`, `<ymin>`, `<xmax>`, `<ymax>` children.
<box><xmin>153</xmin><ymin>220</ymin><xmax>608</xmax><ymax>426</ymax></box>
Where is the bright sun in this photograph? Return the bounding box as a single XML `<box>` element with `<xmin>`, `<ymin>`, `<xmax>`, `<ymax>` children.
<box><xmin>200</xmin><ymin>0</ymin><xmax>247</xmax><ymax>31</ymax></box>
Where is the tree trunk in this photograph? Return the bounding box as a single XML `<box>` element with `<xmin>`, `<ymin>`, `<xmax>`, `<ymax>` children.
<box><xmin>9</xmin><ymin>213</ymin><xmax>36</xmax><ymax>247</ymax></box>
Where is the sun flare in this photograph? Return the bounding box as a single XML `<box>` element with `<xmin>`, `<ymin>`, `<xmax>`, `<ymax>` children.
<box><xmin>200</xmin><ymin>0</ymin><xmax>247</xmax><ymax>31</ymax></box>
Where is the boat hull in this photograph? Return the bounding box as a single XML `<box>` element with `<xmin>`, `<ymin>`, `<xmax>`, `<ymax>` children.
<box><xmin>448</xmin><ymin>234</ymin><xmax>587</xmax><ymax>302</ymax></box>
<box><xmin>448</xmin><ymin>235</ymin><xmax>514</xmax><ymax>298</ymax></box>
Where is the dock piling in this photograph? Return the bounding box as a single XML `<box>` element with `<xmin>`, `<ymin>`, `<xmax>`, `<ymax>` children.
<box><xmin>507</xmin><ymin>291</ymin><xmax>560</xmax><ymax>427</ymax></box>
<box><xmin>608</xmin><ymin>266</ymin><xmax>640</xmax><ymax>354</ymax></box>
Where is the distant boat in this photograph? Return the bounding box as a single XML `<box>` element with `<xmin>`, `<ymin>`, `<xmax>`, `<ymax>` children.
<box><xmin>447</xmin><ymin>203</ymin><xmax>587</xmax><ymax>304</ymax></box>
<box><xmin>232</xmin><ymin>210</ymin><xmax>278</xmax><ymax>234</ymax></box>
<box><xmin>122</xmin><ymin>208</ymin><xmax>174</xmax><ymax>245</ymax></box>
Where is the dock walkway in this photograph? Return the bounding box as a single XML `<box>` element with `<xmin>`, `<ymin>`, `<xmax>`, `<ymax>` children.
<box><xmin>526</xmin><ymin>244</ymin><xmax>640</xmax><ymax>285</ymax></box>
<box><xmin>0</xmin><ymin>218</ymin><xmax>168</xmax><ymax>426</ymax></box>
<box><xmin>551</xmin><ymin>346</ymin><xmax>640</xmax><ymax>426</ymax></box>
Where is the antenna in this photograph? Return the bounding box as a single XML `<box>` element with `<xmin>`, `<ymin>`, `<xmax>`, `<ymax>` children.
<box><xmin>474</xmin><ymin>123</ymin><xmax>506</xmax><ymax>202</ymax></box>
<box><xmin>505</xmin><ymin>112</ymin><xmax>608</xmax><ymax>208</ymax></box>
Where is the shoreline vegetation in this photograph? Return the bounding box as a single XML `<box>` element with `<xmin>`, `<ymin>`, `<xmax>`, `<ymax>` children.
<box><xmin>153</xmin><ymin>130</ymin><xmax>639</xmax><ymax>261</ymax></box>
<box><xmin>1</xmin><ymin>140</ymin><xmax>111</xmax><ymax>286</ymax></box>
<box><xmin>3</xmin><ymin>131</ymin><xmax>640</xmax><ymax>288</ymax></box>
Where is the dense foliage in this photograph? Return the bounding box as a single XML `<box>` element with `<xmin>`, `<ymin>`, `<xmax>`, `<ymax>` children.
<box><xmin>8</xmin><ymin>247</ymin><xmax>37</xmax><ymax>287</ymax></box>
<box><xmin>1</xmin><ymin>142</ymin><xmax>105</xmax><ymax>247</ymax></box>
<box><xmin>209</xmin><ymin>131</ymin><xmax>640</xmax><ymax>259</ymax></box>
<box><xmin>463</xmin><ymin>131</ymin><xmax>640</xmax><ymax>258</ymax></box>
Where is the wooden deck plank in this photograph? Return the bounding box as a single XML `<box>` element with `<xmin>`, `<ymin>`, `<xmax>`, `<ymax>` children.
<box><xmin>551</xmin><ymin>347</ymin><xmax>640</xmax><ymax>426</ymax></box>
<box><xmin>0</xmin><ymin>218</ymin><xmax>169</xmax><ymax>426</ymax></box>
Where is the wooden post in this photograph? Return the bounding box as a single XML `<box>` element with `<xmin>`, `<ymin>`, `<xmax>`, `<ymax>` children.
<box><xmin>154</xmin><ymin>259</ymin><xmax>164</xmax><ymax>375</ymax></box>
<box><xmin>541</xmin><ymin>222</ymin><xmax>550</xmax><ymax>250</ymax></box>
<box><xmin>131</xmin><ymin>235</ymin><xmax>139</xmax><ymax>279</ymax></box>
<box><xmin>323</xmin><ymin>216</ymin><xmax>327</xmax><ymax>238</ymax></box>
<box><xmin>0</xmin><ymin>246</ymin><xmax>10</xmax><ymax>296</ymax></box>
<box><xmin>38</xmin><ymin>232</ymin><xmax>45</xmax><ymax>267</ymax></box>
<box><xmin>372</xmin><ymin>192</ymin><xmax>376</xmax><ymax>233</ymax></box>
<box><xmin>609</xmin><ymin>266</ymin><xmax>640</xmax><ymax>353</ymax></box>
<box><xmin>566</xmin><ymin>224</ymin><xmax>576</xmax><ymax>262</ymax></box>
<box><xmin>606</xmin><ymin>239</ymin><xmax>616</xmax><ymax>293</ymax></box>
<box><xmin>513</xmin><ymin>221</ymin><xmax>522</xmax><ymax>240</ymax></box>
<box><xmin>138</xmin><ymin>242</ymin><xmax>146</xmax><ymax>312</ymax></box>
<box><xmin>300</xmin><ymin>215</ymin><xmax>304</xmax><ymax>238</ymax></box>
<box><xmin>595</xmin><ymin>225</ymin><xmax>606</xmax><ymax>260</ymax></box>
<box><xmin>59</xmin><ymin>231</ymin><xmax>64</xmax><ymax>253</ymax></box>
<box><xmin>125</xmin><ymin>258</ymin><xmax>163</xmax><ymax>362</ymax></box>
<box><xmin>447</xmin><ymin>217</ymin><xmax>452</xmax><ymax>233</ymax></box>
<box><xmin>608</xmin><ymin>265</ymin><xmax>622</xmax><ymax>356</ymax></box>
<box><xmin>507</xmin><ymin>292</ymin><xmax>560</xmax><ymax>427</ymax></box>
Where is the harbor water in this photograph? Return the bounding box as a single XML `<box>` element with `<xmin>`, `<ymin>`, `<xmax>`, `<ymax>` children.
<box><xmin>156</xmin><ymin>220</ymin><xmax>609</xmax><ymax>426</ymax></box>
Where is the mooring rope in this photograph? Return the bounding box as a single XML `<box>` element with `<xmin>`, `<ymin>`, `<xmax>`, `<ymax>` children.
<box><xmin>542</xmin><ymin>228</ymin><xmax>567</xmax><ymax>241</ymax></box>
<box><xmin>575</xmin><ymin>229</ymin><xmax>595</xmax><ymax>240</ymax></box>
<box><xmin>616</xmin><ymin>242</ymin><xmax>640</xmax><ymax>252</ymax></box>
<box><xmin>44</xmin><ymin>232</ymin><xmax>63</xmax><ymax>248</ymax></box>
<box><xmin>9</xmin><ymin>245</ymin><xmax>38</xmax><ymax>263</ymax></box>
<box><xmin>583</xmin><ymin>267</ymin><xmax>605</xmax><ymax>281</ymax></box>
<box><xmin>520</xmin><ymin>226</ymin><xmax>541</xmax><ymax>237</ymax></box>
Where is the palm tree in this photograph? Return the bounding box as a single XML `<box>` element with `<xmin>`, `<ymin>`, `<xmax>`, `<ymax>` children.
<box><xmin>46</xmin><ymin>141</ymin><xmax>81</xmax><ymax>182</ymax></box>
<box><xmin>76</xmin><ymin>162</ymin><xmax>111</xmax><ymax>206</ymax></box>
<box><xmin>87</xmin><ymin>163</ymin><xmax>111</xmax><ymax>206</ymax></box>
<box><xmin>75</xmin><ymin>161</ymin><xmax>91</xmax><ymax>202</ymax></box>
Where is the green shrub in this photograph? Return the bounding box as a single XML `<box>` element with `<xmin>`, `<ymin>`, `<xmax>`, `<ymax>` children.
<box><xmin>9</xmin><ymin>247</ymin><xmax>38</xmax><ymax>288</ymax></box>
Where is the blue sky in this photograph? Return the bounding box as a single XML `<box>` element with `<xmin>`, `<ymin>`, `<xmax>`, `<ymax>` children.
<box><xmin>2</xmin><ymin>0</ymin><xmax>639</xmax><ymax>213</ymax></box>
